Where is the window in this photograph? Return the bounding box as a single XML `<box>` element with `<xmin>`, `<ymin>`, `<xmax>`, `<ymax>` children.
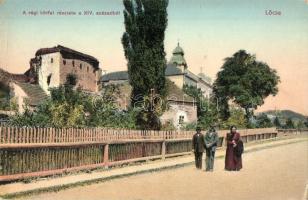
<box><xmin>179</xmin><ymin>115</ymin><xmax>184</xmax><ymax>124</ymax></box>
<box><xmin>63</xmin><ymin>60</ymin><xmax>66</xmax><ymax>65</ymax></box>
<box><xmin>47</xmin><ymin>74</ymin><xmax>52</xmax><ymax>86</ymax></box>
<box><xmin>80</xmin><ymin>63</ymin><xmax>82</xmax><ymax>69</ymax></box>
<box><xmin>72</xmin><ymin>60</ymin><xmax>75</xmax><ymax>67</ymax></box>
<box><xmin>51</xmin><ymin>58</ymin><xmax>53</xmax><ymax>63</ymax></box>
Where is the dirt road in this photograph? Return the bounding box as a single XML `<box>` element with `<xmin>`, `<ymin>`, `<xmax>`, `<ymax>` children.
<box><xmin>21</xmin><ymin>141</ymin><xmax>308</xmax><ymax>200</ymax></box>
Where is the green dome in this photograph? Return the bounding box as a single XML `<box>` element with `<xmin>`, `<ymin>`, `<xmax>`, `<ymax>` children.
<box><xmin>169</xmin><ymin>42</ymin><xmax>187</xmax><ymax>68</ymax></box>
<box><xmin>172</xmin><ymin>43</ymin><xmax>184</xmax><ymax>55</ymax></box>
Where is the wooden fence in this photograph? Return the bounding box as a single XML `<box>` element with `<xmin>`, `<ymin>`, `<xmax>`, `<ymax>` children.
<box><xmin>277</xmin><ymin>128</ymin><xmax>308</xmax><ymax>136</ymax></box>
<box><xmin>0</xmin><ymin>127</ymin><xmax>279</xmax><ymax>182</ymax></box>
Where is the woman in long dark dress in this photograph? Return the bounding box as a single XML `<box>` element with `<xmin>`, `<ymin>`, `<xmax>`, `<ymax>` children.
<box><xmin>225</xmin><ymin>126</ymin><xmax>242</xmax><ymax>171</ymax></box>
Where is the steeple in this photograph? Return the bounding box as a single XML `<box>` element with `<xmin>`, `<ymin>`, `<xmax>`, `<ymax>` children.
<box><xmin>169</xmin><ymin>42</ymin><xmax>187</xmax><ymax>69</ymax></box>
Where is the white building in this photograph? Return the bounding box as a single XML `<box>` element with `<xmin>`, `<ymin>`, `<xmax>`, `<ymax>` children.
<box><xmin>29</xmin><ymin>45</ymin><xmax>102</xmax><ymax>95</ymax></box>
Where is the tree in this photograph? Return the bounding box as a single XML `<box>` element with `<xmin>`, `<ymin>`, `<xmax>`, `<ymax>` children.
<box><xmin>296</xmin><ymin>120</ymin><xmax>306</xmax><ymax>129</ymax></box>
<box><xmin>304</xmin><ymin>117</ymin><xmax>308</xmax><ymax>128</ymax></box>
<box><xmin>256</xmin><ymin>114</ymin><xmax>273</xmax><ymax>128</ymax></box>
<box><xmin>213</xmin><ymin>50</ymin><xmax>280</xmax><ymax>122</ymax></box>
<box><xmin>0</xmin><ymin>82</ymin><xmax>10</xmax><ymax>110</ymax></box>
<box><xmin>122</xmin><ymin>0</ymin><xmax>169</xmax><ymax>130</ymax></box>
<box><xmin>221</xmin><ymin>106</ymin><xmax>247</xmax><ymax>129</ymax></box>
<box><xmin>183</xmin><ymin>84</ymin><xmax>219</xmax><ymax>129</ymax></box>
<box><xmin>9</xmin><ymin>84</ymin><xmax>138</xmax><ymax>129</ymax></box>
<box><xmin>285</xmin><ymin>118</ymin><xmax>295</xmax><ymax>129</ymax></box>
<box><xmin>273</xmin><ymin>116</ymin><xmax>281</xmax><ymax>128</ymax></box>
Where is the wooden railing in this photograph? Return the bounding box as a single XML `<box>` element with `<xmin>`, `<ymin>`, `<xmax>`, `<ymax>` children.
<box><xmin>277</xmin><ymin>128</ymin><xmax>308</xmax><ymax>136</ymax></box>
<box><xmin>0</xmin><ymin>127</ymin><xmax>278</xmax><ymax>182</ymax></box>
<box><xmin>0</xmin><ymin>127</ymin><xmax>196</xmax><ymax>144</ymax></box>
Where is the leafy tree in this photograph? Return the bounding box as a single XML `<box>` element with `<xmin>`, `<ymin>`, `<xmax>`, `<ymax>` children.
<box><xmin>0</xmin><ymin>82</ymin><xmax>10</xmax><ymax>110</ymax></box>
<box><xmin>213</xmin><ymin>50</ymin><xmax>280</xmax><ymax>122</ymax></box>
<box><xmin>273</xmin><ymin>116</ymin><xmax>281</xmax><ymax>128</ymax></box>
<box><xmin>182</xmin><ymin>122</ymin><xmax>197</xmax><ymax>131</ymax></box>
<box><xmin>296</xmin><ymin>120</ymin><xmax>306</xmax><ymax>129</ymax></box>
<box><xmin>284</xmin><ymin>118</ymin><xmax>295</xmax><ymax>129</ymax></box>
<box><xmin>9</xmin><ymin>105</ymin><xmax>51</xmax><ymax>127</ymax></box>
<box><xmin>9</xmin><ymin>84</ymin><xmax>138</xmax><ymax>128</ymax></box>
<box><xmin>122</xmin><ymin>0</ymin><xmax>169</xmax><ymax>130</ymax></box>
<box><xmin>183</xmin><ymin>85</ymin><xmax>219</xmax><ymax>129</ymax></box>
<box><xmin>304</xmin><ymin>117</ymin><xmax>308</xmax><ymax>128</ymax></box>
<box><xmin>221</xmin><ymin>106</ymin><xmax>247</xmax><ymax>129</ymax></box>
<box><xmin>183</xmin><ymin>85</ymin><xmax>204</xmax><ymax>117</ymax></box>
<box><xmin>87</xmin><ymin>85</ymin><xmax>138</xmax><ymax>129</ymax></box>
<box><xmin>256</xmin><ymin>114</ymin><xmax>273</xmax><ymax>128</ymax></box>
<box><xmin>161</xmin><ymin>120</ymin><xmax>176</xmax><ymax>131</ymax></box>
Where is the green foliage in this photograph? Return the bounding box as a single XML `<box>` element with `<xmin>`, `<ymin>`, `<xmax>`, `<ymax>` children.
<box><xmin>0</xmin><ymin>82</ymin><xmax>10</xmax><ymax>110</ymax></box>
<box><xmin>0</xmin><ymin>113</ymin><xmax>9</xmax><ymax>121</ymax></box>
<box><xmin>182</xmin><ymin>122</ymin><xmax>197</xmax><ymax>131</ymax></box>
<box><xmin>9</xmin><ymin>85</ymin><xmax>137</xmax><ymax>128</ymax></box>
<box><xmin>284</xmin><ymin>117</ymin><xmax>295</xmax><ymax>129</ymax></box>
<box><xmin>255</xmin><ymin>114</ymin><xmax>273</xmax><ymax>128</ymax></box>
<box><xmin>183</xmin><ymin>84</ymin><xmax>219</xmax><ymax>129</ymax></box>
<box><xmin>263</xmin><ymin>110</ymin><xmax>306</xmax><ymax>123</ymax></box>
<box><xmin>0</xmin><ymin>99</ymin><xmax>10</xmax><ymax>110</ymax></box>
<box><xmin>122</xmin><ymin>0</ymin><xmax>169</xmax><ymax>130</ymax></box>
<box><xmin>213</xmin><ymin>50</ymin><xmax>280</xmax><ymax>121</ymax></box>
<box><xmin>220</xmin><ymin>106</ymin><xmax>247</xmax><ymax>129</ymax></box>
<box><xmin>9</xmin><ymin>106</ymin><xmax>49</xmax><ymax>127</ymax></box>
<box><xmin>261</xmin><ymin>110</ymin><xmax>308</xmax><ymax>129</ymax></box>
<box><xmin>134</xmin><ymin>94</ymin><xmax>163</xmax><ymax>130</ymax></box>
<box><xmin>296</xmin><ymin>120</ymin><xmax>306</xmax><ymax>129</ymax></box>
<box><xmin>273</xmin><ymin>116</ymin><xmax>282</xmax><ymax>128</ymax></box>
<box><xmin>305</xmin><ymin>117</ymin><xmax>308</xmax><ymax>128</ymax></box>
<box><xmin>183</xmin><ymin>85</ymin><xmax>204</xmax><ymax>117</ymax></box>
<box><xmin>161</xmin><ymin>120</ymin><xmax>176</xmax><ymax>131</ymax></box>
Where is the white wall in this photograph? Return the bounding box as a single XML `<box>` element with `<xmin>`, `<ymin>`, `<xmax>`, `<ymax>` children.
<box><xmin>38</xmin><ymin>52</ymin><xmax>61</xmax><ymax>95</ymax></box>
<box><xmin>10</xmin><ymin>83</ymin><xmax>28</xmax><ymax>113</ymax></box>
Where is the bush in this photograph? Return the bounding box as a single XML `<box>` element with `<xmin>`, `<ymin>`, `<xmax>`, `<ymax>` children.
<box><xmin>9</xmin><ymin>85</ymin><xmax>137</xmax><ymax>129</ymax></box>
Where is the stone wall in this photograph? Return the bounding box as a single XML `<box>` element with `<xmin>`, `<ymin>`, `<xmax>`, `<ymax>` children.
<box><xmin>38</xmin><ymin>52</ymin><xmax>61</xmax><ymax>94</ymax></box>
<box><xmin>59</xmin><ymin>55</ymin><xmax>101</xmax><ymax>92</ymax></box>
<box><xmin>36</xmin><ymin>52</ymin><xmax>101</xmax><ymax>94</ymax></box>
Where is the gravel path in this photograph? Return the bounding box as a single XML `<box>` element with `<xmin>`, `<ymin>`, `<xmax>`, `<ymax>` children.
<box><xmin>20</xmin><ymin>141</ymin><xmax>308</xmax><ymax>200</ymax></box>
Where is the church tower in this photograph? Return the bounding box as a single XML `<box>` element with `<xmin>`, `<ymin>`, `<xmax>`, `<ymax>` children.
<box><xmin>169</xmin><ymin>42</ymin><xmax>187</xmax><ymax>70</ymax></box>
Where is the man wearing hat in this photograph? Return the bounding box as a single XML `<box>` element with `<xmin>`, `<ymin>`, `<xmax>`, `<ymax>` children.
<box><xmin>192</xmin><ymin>126</ymin><xmax>204</xmax><ymax>169</ymax></box>
<box><xmin>204</xmin><ymin>126</ymin><xmax>219</xmax><ymax>171</ymax></box>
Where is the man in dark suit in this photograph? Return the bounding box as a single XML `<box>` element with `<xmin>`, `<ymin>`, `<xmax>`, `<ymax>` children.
<box><xmin>204</xmin><ymin>126</ymin><xmax>219</xmax><ymax>171</ymax></box>
<box><xmin>192</xmin><ymin>126</ymin><xmax>204</xmax><ymax>169</ymax></box>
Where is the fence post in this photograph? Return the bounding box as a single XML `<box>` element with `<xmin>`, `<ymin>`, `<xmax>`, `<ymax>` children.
<box><xmin>220</xmin><ymin>136</ymin><xmax>225</xmax><ymax>147</ymax></box>
<box><xmin>0</xmin><ymin>126</ymin><xmax>2</xmax><ymax>143</ymax></box>
<box><xmin>162</xmin><ymin>140</ymin><xmax>166</xmax><ymax>160</ymax></box>
<box><xmin>104</xmin><ymin>144</ymin><xmax>109</xmax><ymax>168</ymax></box>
